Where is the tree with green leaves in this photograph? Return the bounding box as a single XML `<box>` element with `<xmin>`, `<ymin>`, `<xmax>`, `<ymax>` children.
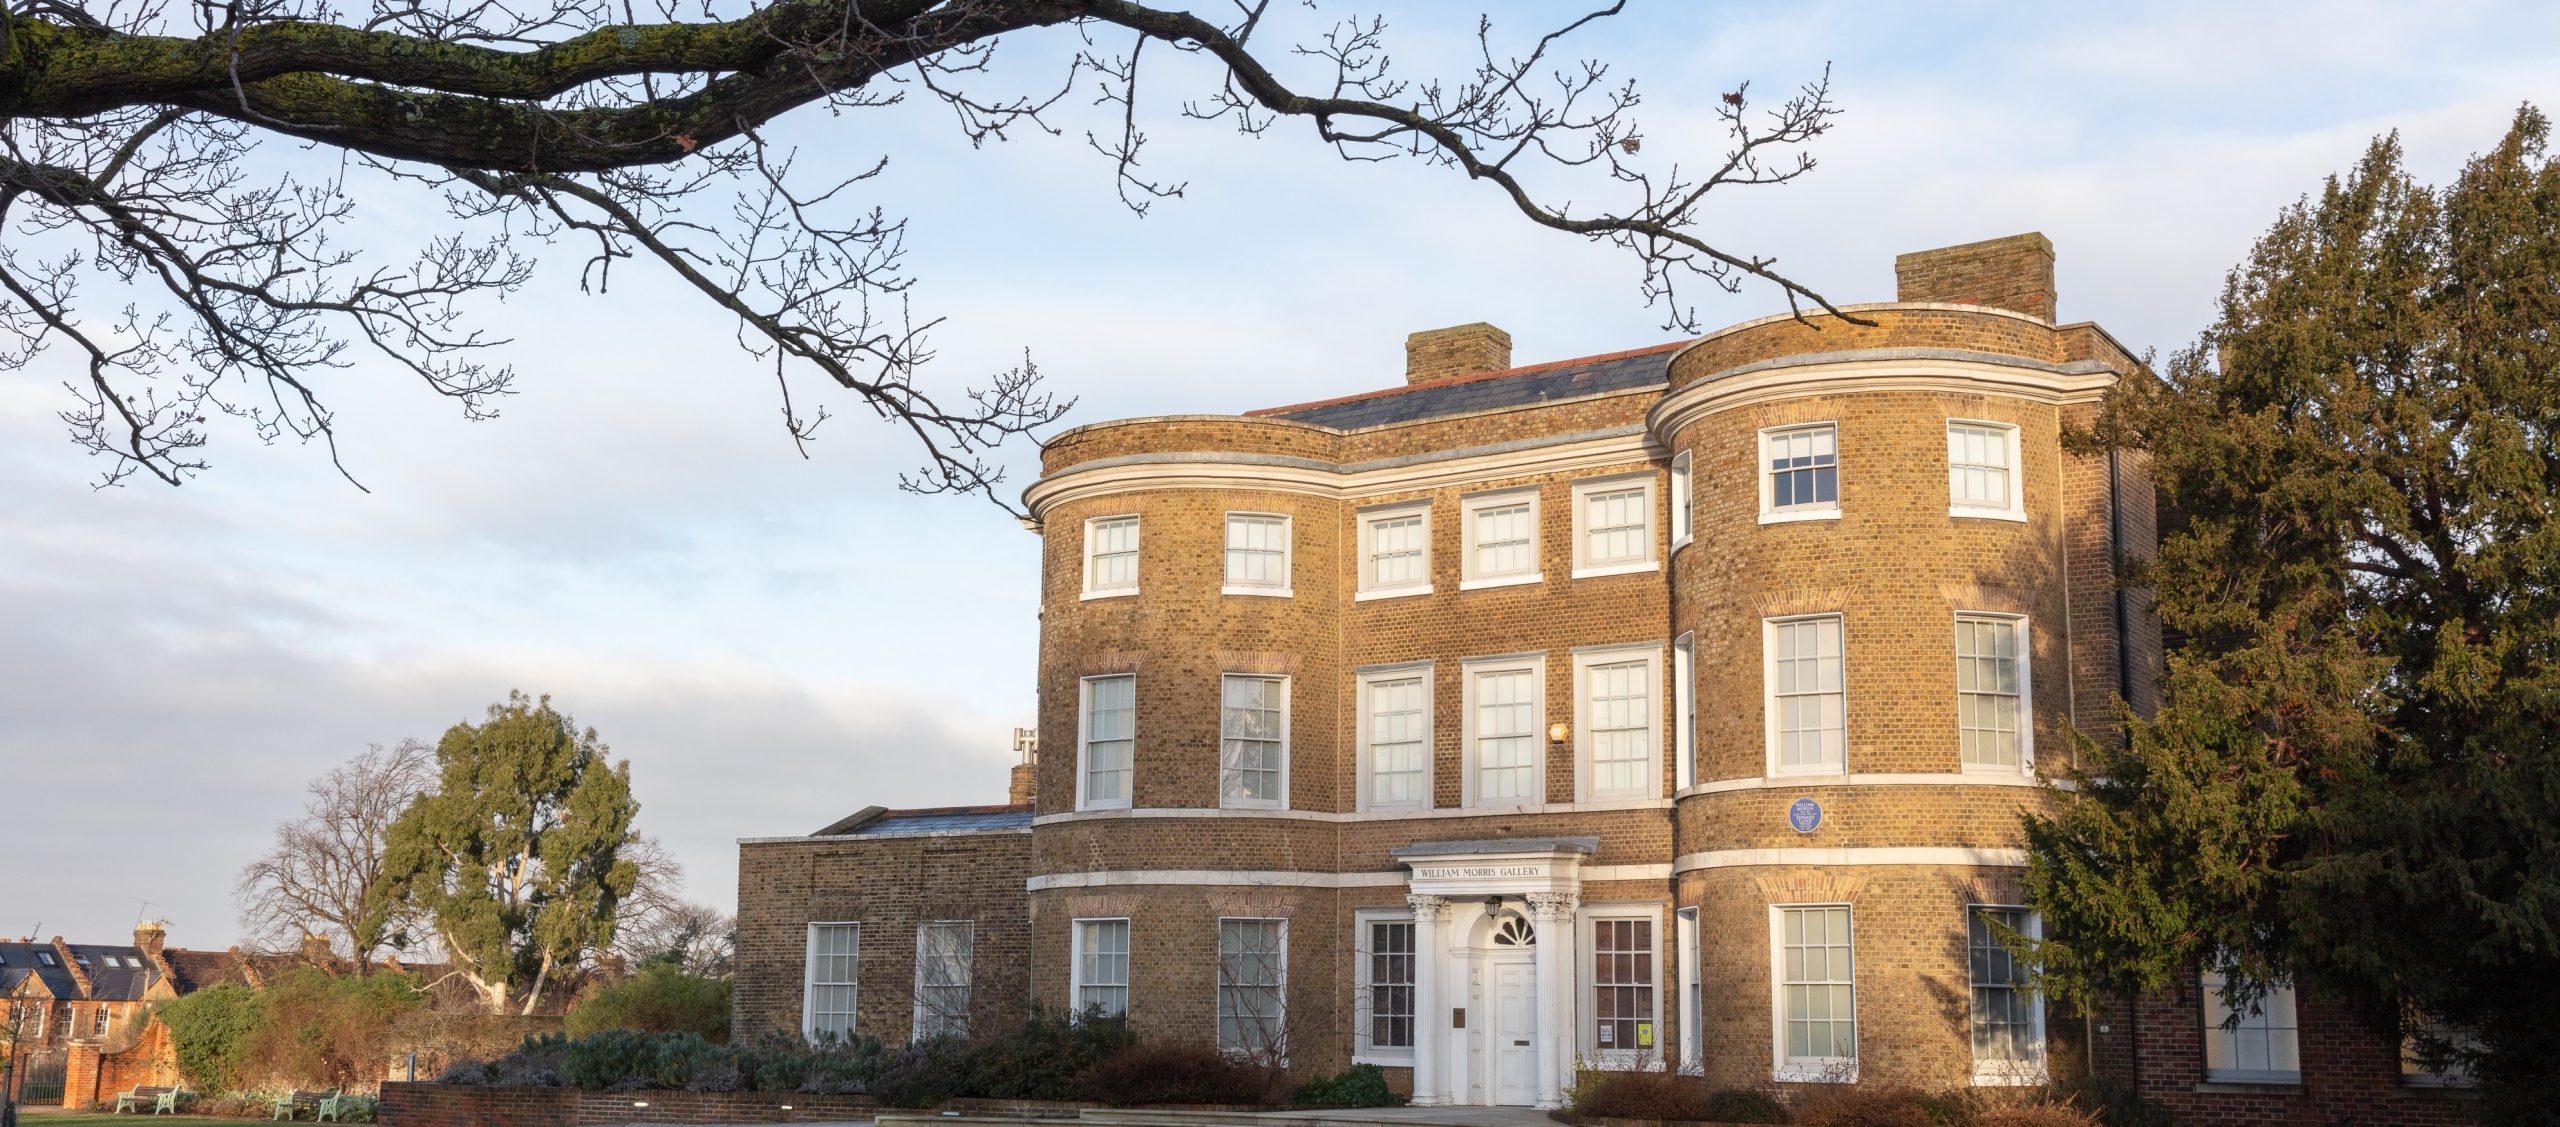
<box><xmin>375</xmin><ymin>690</ymin><xmax>642</xmax><ymax>1015</ymax></box>
<box><xmin>2026</xmin><ymin>106</ymin><xmax>2560</xmax><ymax>1120</ymax></box>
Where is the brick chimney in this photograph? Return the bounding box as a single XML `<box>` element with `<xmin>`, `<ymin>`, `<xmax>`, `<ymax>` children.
<box><xmin>1007</xmin><ymin>727</ymin><xmax>1038</xmax><ymax>806</ymax></box>
<box><xmin>132</xmin><ymin>921</ymin><xmax>165</xmax><ymax>959</ymax></box>
<box><xmin>1894</xmin><ymin>233</ymin><xmax>2056</xmax><ymax>322</ymax></box>
<box><xmin>1404</xmin><ymin>322</ymin><xmax>1513</xmax><ymax>384</ymax></box>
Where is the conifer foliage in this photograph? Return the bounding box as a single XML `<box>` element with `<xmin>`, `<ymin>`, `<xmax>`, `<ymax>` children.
<box><xmin>2026</xmin><ymin>107</ymin><xmax>2560</xmax><ymax>1120</ymax></box>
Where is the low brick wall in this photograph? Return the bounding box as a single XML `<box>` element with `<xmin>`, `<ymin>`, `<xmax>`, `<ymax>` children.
<box><xmin>380</xmin><ymin>1083</ymin><xmax>888</xmax><ymax>1127</ymax></box>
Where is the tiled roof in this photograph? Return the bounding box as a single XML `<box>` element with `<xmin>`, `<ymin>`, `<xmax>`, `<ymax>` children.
<box><xmin>1250</xmin><ymin>341</ymin><xmax>1683</xmax><ymax>430</ymax></box>
<box><xmin>851</xmin><ymin>807</ymin><xmax>1034</xmax><ymax>836</ymax></box>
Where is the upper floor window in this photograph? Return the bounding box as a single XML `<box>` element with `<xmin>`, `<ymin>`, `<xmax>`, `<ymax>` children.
<box><xmin>1575</xmin><ymin>645</ymin><xmax>1661</xmax><ymax>800</ymax></box>
<box><xmin>1463</xmin><ymin>656</ymin><xmax>1545</xmax><ymax>806</ymax></box>
<box><xmin>1968</xmin><ymin>907</ymin><xmax>2043</xmax><ymax>1083</ymax></box>
<box><xmin>1775</xmin><ymin>905</ymin><xmax>1856</xmax><ymax>1081</ymax></box>
<box><xmin>1357</xmin><ymin>504</ymin><xmax>1431</xmax><ymax>599</ymax></box>
<box><xmin>1760</xmin><ymin>424</ymin><xmax>1839</xmax><ymax>523</ymax></box>
<box><xmin>1219</xmin><ymin>674</ymin><xmax>1288</xmax><ymax>809</ymax></box>
<box><xmin>912</xmin><ymin>921</ymin><xmax>974</xmax><ymax>1041</ymax></box>
<box><xmin>1078</xmin><ymin>675</ymin><xmax>1135</xmax><ymax>810</ymax></box>
<box><xmin>1572</xmin><ymin>474</ymin><xmax>1658</xmax><ymax>578</ymax></box>
<box><xmin>1956</xmin><ymin>615</ymin><xmax>2031</xmax><ymax>772</ymax></box>
<box><xmin>1460</xmin><ymin>489</ymin><xmax>1541</xmax><ymax>589</ymax></box>
<box><xmin>1766</xmin><ymin>615</ymin><xmax>1846</xmax><ymax>775</ymax></box>
<box><xmin>1357</xmin><ymin>665</ymin><xmax>1432</xmax><ymax>812</ymax></box>
<box><xmin>1072</xmin><ymin>918</ymin><xmax>1131</xmax><ymax>1018</ymax></box>
<box><xmin>803</xmin><ymin>922</ymin><xmax>859</xmax><ymax>1042</ymax></box>
<box><xmin>1670</xmin><ymin>452</ymin><xmax>1693</xmax><ymax>547</ymax></box>
<box><xmin>1223</xmin><ymin>513</ymin><xmax>1292</xmax><ymax>595</ymax></box>
<box><xmin>2201</xmin><ymin>971</ymin><xmax>2300</xmax><ymax>1084</ymax></box>
<box><xmin>1673</xmin><ymin>633</ymin><xmax>1696</xmax><ymax>791</ymax></box>
<box><xmin>1948</xmin><ymin>421</ymin><xmax>2026</xmax><ymax>520</ymax></box>
<box><xmin>1082</xmin><ymin>516</ymin><xmax>1140</xmax><ymax>598</ymax></box>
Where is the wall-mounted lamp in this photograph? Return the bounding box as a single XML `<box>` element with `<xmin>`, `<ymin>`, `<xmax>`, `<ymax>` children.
<box><xmin>1548</xmin><ymin>722</ymin><xmax>1571</xmax><ymax>743</ymax></box>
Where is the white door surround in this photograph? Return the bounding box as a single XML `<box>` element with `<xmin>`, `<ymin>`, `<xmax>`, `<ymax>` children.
<box><xmin>1395</xmin><ymin>836</ymin><xmax>1595</xmax><ymax>1109</ymax></box>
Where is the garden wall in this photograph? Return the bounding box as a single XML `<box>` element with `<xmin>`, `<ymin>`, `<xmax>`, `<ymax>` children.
<box><xmin>378</xmin><ymin>1083</ymin><xmax>883</xmax><ymax>1127</ymax></box>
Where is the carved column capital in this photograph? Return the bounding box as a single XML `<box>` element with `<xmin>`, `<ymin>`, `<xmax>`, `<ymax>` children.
<box><xmin>1407</xmin><ymin>894</ymin><xmax>1451</xmax><ymax>923</ymax></box>
<box><xmin>1526</xmin><ymin>891</ymin><xmax>1578</xmax><ymax>921</ymax></box>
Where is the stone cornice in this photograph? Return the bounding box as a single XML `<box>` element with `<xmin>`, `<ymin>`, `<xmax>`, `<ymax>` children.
<box><xmin>1022</xmin><ymin>428</ymin><xmax>1666</xmax><ymax>521</ymax></box>
<box><xmin>1648</xmin><ymin>350</ymin><xmax>2123</xmax><ymax>446</ymax></box>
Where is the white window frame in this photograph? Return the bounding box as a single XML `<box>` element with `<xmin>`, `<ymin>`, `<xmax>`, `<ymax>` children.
<box><xmin>1947</xmin><ymin>419</ymin><xmax>2028</xmax><ymax>522</ymax></box>
<box><xmin>1673</xmin><ymin>633</ymin><xmax>1695</xmax><ymax>792</ymax></box>
<box><xmin>1460</xmin><ymin>653</ymin><xmax>1548</xmax><ymax>808</ymax></box>
<box><xmin>1218</xmin><ymin>673</ymin><xmax>1291</xmax><ymax>810</ymax></box>
<box><xmin>2200</xmin><ymin>971</ymin><xmax>2302</xmax><ymax>1085</ymax></box>
<box><xmin>1352</xmin><ymin>909</ymin><xmax>1418</xmax><ymax>1065</ymax></box>
<box><xmin>1966</xmin><ymin>906</ymin><xmax>2047</xmax><ymax>1086</ymax></box>
<box><xmin>1355</xmin><ymin>662</ymin><xmax>1435</xmax><ymax>813</ymax></box>
<box><xmin>1356</xmin><ymin>502</ymin><xmax>1433</xmax><ymax>600</ymax></box>
<box><xmin>802</xmin><ymin>921</ymin><xmax>860</xmax><ymax>1043</ymax></box>
<box><xmin>2401</xmin><ymin>1021</ymin><xmax>2481</xmax><ymax>1088</ymax></box>
<box><xmin>1764</xmin><ymin>614</ymin><xmax>1848</xmax><ymax>777</ymax></box>
<box><xmin>1675</xmin><ymin>907</ymin><xmax>1701</xmax><ymax>1069</ymax></box>
<box><xmin>1215</xmin><ymin>917</ymin><xmax>1289</xmax><ymax>1063</ymax></box>
<box><xmin>1955</xmin><ymin>612</ymin><xmax>2035</xmax><ymax>775</ymax></box>
<box><xmin>1080</xmin><ymin>515</ymin><xmax>1141</xmax><ymax>599</ymax></box>
<box><xmin>1070</xmin><ymin>917</ymin><xmax>1131</xmax><ymax>1019</ymax></box>
<box><xmin>1573</xmin><ymin>643</ymin><xmax>1664</xmax><ymax>801</ymax></box>
<box><xmin>1770</xmin><ymin>903</ymin><xmax>1857</xmax><ymax>1083</ymax></box>
<box><xmin>1758</xmin><ymin>423</ymin><xmax>1841</xmax><ymax>524</ymax></box>
<box><xmin>1579</xmin><ymin>903</ymin><xmax>1665</xmax><ymax>1066</ymax></box>
<box><xmin>1459</xmin><ymin>487</ymin><xmax>1543</xmax><ymax>590</ymax></box>
<box><xmin>1670</xmin><ymin>451</ymin><xmax>1693</xmax><ymax>549</ymax></box>
<box><xmin>1570</xmin><ymin>472</ymin><xmax>1660</xmax><ymax>579</ymax></box>
<box><xmin>1221</xmin><ymin>512</ymin><xmax>1294</xmax><ymax>597</ymax></box>
<box><xmin>1076</xmin><ymin>674</ymin><xmax>1136</xmax><ymax>811</ymax></box>
<box><xmin>911</xmin><ymin>920</ymin><xmax>975</xmax><ymax>1042</ymax></box>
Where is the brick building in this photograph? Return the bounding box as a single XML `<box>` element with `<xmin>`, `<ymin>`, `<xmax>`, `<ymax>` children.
<box><xmin>735</xmin><ymin>235</ymin><xmax>2477</xmax><ymax>1122</ymax></box>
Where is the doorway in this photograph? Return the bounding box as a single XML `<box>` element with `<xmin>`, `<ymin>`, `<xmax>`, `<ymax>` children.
<box><xmin>1489</xmin><ymin>959</ymin><xmax>1539</xmax><ymax>1105</ymax></box>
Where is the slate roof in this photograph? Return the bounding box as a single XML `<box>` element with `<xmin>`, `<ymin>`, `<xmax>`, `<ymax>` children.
<box><xmin>853</xmin><ymin>807</ymin><xmax>1034</xmax><ymax>836</ymax></box>
<box><xmin>1249</xmin><ymin>341</ymin><xmax>1684</xmax><ymax>430</ymax></box>
<box><xmin>0</xmin><ymin>942</ymin><xmax>80</xmax><ymax>999</ymax></box>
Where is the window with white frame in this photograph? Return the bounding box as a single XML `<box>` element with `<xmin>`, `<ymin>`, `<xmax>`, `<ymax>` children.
<box><xmin>2201</xmin><ymin>971</ymin><xmax>2300</xmax><ymax>1083</ymax></box>
<box><xmin>1079</xmin><ymin>675</ymin><xmax>1135</xmax><ymax>809</ymax></box>
<box><xmin>1083</xmin><ymin>516</ymin><xmax>1139</xmax><ymax>597</ymax></box>
<box><xmin>1072</xmin><ymin>918</ymin><xmax>1130</xmax><ymax>1018</ymax></box>
<box><xmin>1460</xmin><ymin>489</ymin><xmax>1541</xmax><ymax>587</ymax></box>
<box><xmin>1464</xmin><ymin>657</ymin><xmax>1543</xmax><ymax>806</ymax></box>
<box><xmin>1587</xmin><ymin>915</ymin><xmax>1658</xmax><ymax>1057</ymax></box>
<box><xmin>1217</xmin><ymin>919</ymin><xmax>1287</xmax><ymax>1059</ymax></box>
<box><xmin>1956</xmin><ymin>615</ymin><xmax>2030</xmax><ymax>771</ymax></box>
<box><xmin>91</xmin><ymin>1004</ymin><xmax>109</xmax><ymax>1039</ymax></box>
<box><xmin>1776</xmin><ymin>906</ymin><xmax>1856</xmax><ymax>1078</ymax></box>
<box><xmin>1355</xmin><ymin>914</ymin><xmax>1416</xmax><ymax>1060</ymax></box>
<box><xmin>1675</xmin><ymin>907</ymin><xmax>1701</xmax><ymax>1068</ymax></box>
<box><xmin>1670</xmin><ymin>452</ymin><xmax>1693</xmax><ymax>546</ymax></box>
<box><xmin>1358</xmin><ymin>666</ymin><xmax>1431</xmax><ymax>812</ymax></box>
<box><xmin>1947</xmin><ymin>421</ymin><xmax>2024</xmax><ymax>519</ymax></box>
<box><xmin>913</xmin><ymin>921</ymin><xmax>974</xmax><ymax>1041</ymax></box>
<box><xmin>1572</xmin><ymin>475</ymin><xmax>1657</xmax><ymax>577</ymax></box>
<box><xmin>1766</xmin><ymin>615</ymin><xmax>1846</xmax><ymax>774</ymax></box>
<box><xmin>1576</xmin><ymin>646</ymin><xmax>1660</xmax><ymax>800</ymax></box>
<box><xmin>2401</xmin><ymin>1019</ymin><xmax>2481</xmax><ymax>1087</ymax></box>
<box><xmin>803</xmin><ymin>922</ymin><xmax>859</xmax><ymax>1042</ymax></box>
<box><xmin>1673</xmin><ymin>633</ymin><xmax>1695</xmax><ymax>791</ymax></box>
<box><xmin>1219</xmin><ymin>674</ymin><xmax>1288</xmax><ymax>808</ymax></box>
<box><xmin>1358</xmin><ymin>504</ymin><xmax>1431</xmax><ymax>598</ymax></box>
<box><xmin>1968</xmin><ymin>907</ymin><xmax>2042</xmax><ymax>1081</ymax></box>
<box><xmin>1223</xmin><ymin>513</ymin><xmax>1292</xmax><ymax>594</ymax></box>
<box><xmin>1760</xmin><ymin>424</ymin><xmax>1839</xmax><ymax>522</ymax></box>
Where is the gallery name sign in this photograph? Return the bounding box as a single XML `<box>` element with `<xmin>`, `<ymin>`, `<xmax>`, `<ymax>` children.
<box><xmin>1411</xmin><ymin>863</ymin><xmax>1556</xmax><ymax>881</ymax></box>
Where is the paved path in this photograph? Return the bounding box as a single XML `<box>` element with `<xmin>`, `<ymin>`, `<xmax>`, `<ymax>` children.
<box><xmin>1258</xmin><ymin>1107</ymin><xmax>1554</xmax><ymax>1127</ymax></box>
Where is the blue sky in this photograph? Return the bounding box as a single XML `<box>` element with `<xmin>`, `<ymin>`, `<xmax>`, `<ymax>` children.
<box><xmin>6</xmin><ymin>1</ymin><xmax>2557</xmax><ymax>949</ymax></box>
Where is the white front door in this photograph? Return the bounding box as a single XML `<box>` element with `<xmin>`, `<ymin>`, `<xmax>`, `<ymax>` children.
<box><xmin>1491</xmin><ymin>959</ymin><xmax>1539</xmax><ymax>1105</ymax></box>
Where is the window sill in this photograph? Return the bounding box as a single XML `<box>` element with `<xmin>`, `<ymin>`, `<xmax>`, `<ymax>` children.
<box><xmin>1352</xmin><ymin>1053</ymin><xmax>1415</xmax><ymax>1069</ymax></box>
<box><xmin>1459</xmin><ymin>572</ymin><xmax>1543</xmax><ymax>591</ymax></box>
<box><xmin>1962</xmin><ymin>764</ymin><xmax>2038</xmax><ymax>780</ymax></box>
<box><xmin>1971</xmin><ymin>1068</ymin><xmax>2050</xmax><ymax>1087</ymax></box>
<box><xmin>1759</xmin><ymin>507</ymin><xmax>1840</xmax><ymax>526</ymax></box>
<box><xmin>1571</xmin><ymin>559</ymin><xmax>1660</xmax><ymax>579</ymax></box>
<box><xmin>1219</xmin><ymin>802</ymin><xmax>1288</xmax><ymax>812</ymax></box>
<box><xmin>2194</xmin><ymin>1079</ymin><xmax>2304</xmax><ymax>1095</ymax></box>
<box><xmin>1773</xmin><ymin>1064</ymin><xmax>1857</xmax><ymax>1084</ymax></box>
<box><xmin>1080</xmin><ymin>588</ymin><xmax>1138</xmax><ymax>601</ymax></box>
<box><xmin>1076</xmin><ymin>801</ymin><xmax>1133</xmax><ymax>813</ymax></box>
<box><xmin>2394</xmin><ymin>1080</ymin><xmax>2479</xmax><ymax>1095</ymax></box>
<box><xmin>1355</xmin><ymin>585</ymin><xmax>1433</xmax><ymax>602</ymax></box>
<box><xmin>1950</xmin><ymin>506</ymin><xmax>2029</xmax><ymax>523</ymax></box>
<box><xmin>1222</xmin><ymin>586</ymin><xmax>1293</xmax><ymax>598</ymax></box>
<box><xmin>1768</xmin><ymin>767</ymin><xmax>1851</xmax><ymax>781</ymax></box>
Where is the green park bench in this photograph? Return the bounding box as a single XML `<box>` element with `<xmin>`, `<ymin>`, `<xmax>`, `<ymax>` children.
<box><xmin>271</xmin><ymin>1088</ymin><xmax>345</xmax><ymax>1121</ymax></box>
<box><xmin>113</xmin><ymin>1086</ymin><xmax>188</xmax><ymax>1115</ymax></box>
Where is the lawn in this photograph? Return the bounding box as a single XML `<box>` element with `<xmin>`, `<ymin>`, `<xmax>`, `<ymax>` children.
<box><xmin>19</xmin><ymin>1115</ymin><xmax>259</xmax><ymax>1127</ymax></box>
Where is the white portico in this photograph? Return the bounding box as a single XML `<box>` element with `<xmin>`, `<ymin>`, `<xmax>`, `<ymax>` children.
<box><xmin>1392</xmin><ymin>837</ymin><xmax>1595</xmax><ymax>1109</ymax></box>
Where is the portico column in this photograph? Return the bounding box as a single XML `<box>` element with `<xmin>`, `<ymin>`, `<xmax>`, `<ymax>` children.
<box><xmin>1528</xmin><ymin>892</ymin><xmax>1578</xmax><ymax>1109</ymax></box>
<box><xmin>1407</xmin><ymin>895</ymin><xmax>1449</xmax><ymax>1106</ymax></box>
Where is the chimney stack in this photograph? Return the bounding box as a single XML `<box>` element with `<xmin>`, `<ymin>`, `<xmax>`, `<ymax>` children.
<box><xmin>1007</xmin><ymin>727</ymin><xmax>1038</xmax><ymax>806</ymax></box>
<box><xmin>1894</xmin><ymin>233</ymin><xmax>2056</xmax><ymax>322</ymax></box>
<box><xmin>1404</xmin><ymin>323</ymin><xmax>1513</xmax><ymax>385</ymax></box>
<box><xmin>133</xmin><ymin>920</ymin><xmax>166</xmax><ymax>958</ymax></box>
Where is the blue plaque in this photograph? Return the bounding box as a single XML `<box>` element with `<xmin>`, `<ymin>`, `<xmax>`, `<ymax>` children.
<box><xmin>1788</xmin><ymin>797</ymin><xmax>1823</xmax><ymax>834</ymax></box>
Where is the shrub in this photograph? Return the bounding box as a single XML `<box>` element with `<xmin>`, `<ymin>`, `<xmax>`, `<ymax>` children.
<box><xmin>1568</xmin><ymin>1068</ymin><xmax>1709</xmax><ymax>1120</ymax></box>
<box><xmin>1292</xmin><ymin>1063</ymin><xmax>1406</xmax><ymax>1109</ymax></box>
<box><xmin>156</xmin><ymin>983</ymin><xmax>263</xmax><ymax>1091</ymax></box>
<box><xmin>2049</xmin><ymin>1077</ymin><xmax>2178</xmax><ymax>1127</ymax></box>
<box><xmin>1969</xmin><ymin>1107</ymin><xmax>2102</xmax><ymax>1127</ymax></box>
<box><xmin>247</xmin><ymin>968</ymin><xmax>426</xmax><ymax>1091</ymax></box>
<box><xmin>558</xmin><ymin>1028</ymin><xmax>731</xmax><ymax>1090</ymax></box>
<box><xmin>965</xmin><ymin>1009</ymin><xmax>1135</xmax><ymax>1100</ymax></box>
<box><xmin>565</xmin><ymin>965</ymin><xmax>732</xmax><ymax>1044</ymax></box>
<box><xmin>1700</xmin><ymin>1088</ymin><xmax>1790</xmax><ymax>1124</ymax></box>
<box><xmin>1075</xmin><ymin>1043</ymin><xmax>1276</xmax><ymax>1107</ymax></box>
<box><xmin>1792</xmin><ymin>1086</ymin><xmax>1934</xmax><ymax>1127</ymax></box>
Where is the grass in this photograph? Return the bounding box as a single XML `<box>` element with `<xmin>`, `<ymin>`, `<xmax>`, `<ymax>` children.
<box><xmin>18</xmin><ymin>1114</ymin><xmax>255</xmax><ymax>1126</ymax></box>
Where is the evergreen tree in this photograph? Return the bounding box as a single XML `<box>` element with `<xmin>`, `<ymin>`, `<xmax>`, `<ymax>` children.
<box><xmin>2027</xmin><ymin>106</ymin><xmax>2560</xmax><ymax>1121</ymax></box>
<box><xmin>375</xmin><ymin>690</ymin><xmax>641</xmax><ymax>1014</ymax></box>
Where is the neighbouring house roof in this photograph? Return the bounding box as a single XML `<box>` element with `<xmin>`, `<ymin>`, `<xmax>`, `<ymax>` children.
<box><xmin>811</xmin><ymin>803</ymin><xmax>1034</xmax><ymax>838</ymax></box>
<box><xmin>1247</xmin><ymin>341</ymin><xmax>1684</xmax><ymax>430</ymax></box>
<box><xmin>0</xmin><ymin>942</ymin><xmax>80</xmax><ymax>1000</ymax></box>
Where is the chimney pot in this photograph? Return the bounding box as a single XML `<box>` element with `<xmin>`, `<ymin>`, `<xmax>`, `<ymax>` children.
<box><xmin>1894</xmin><ymin>233</ymin><xmax>2056</xmax><ymax>322</ymax></box>
<box><xmin>1404</xmin><ymin>323</ymin><xmax>1513</xmax><ymax>384</ymax></box>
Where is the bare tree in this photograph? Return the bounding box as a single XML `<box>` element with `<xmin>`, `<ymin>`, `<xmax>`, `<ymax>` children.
<box><xmin>236</xmin><ymin>738</ymin><xmax>437</xmax><ymax>971</ymax></box>
<box><xmin>618</xmin><ymin>899</ymin><xmax>736</xmax><ymax>979</ymax></box>
<box><xmin>1</xmin><ymin>0</ymin><xmax>1850</xmax><ymax>509</ymax></box>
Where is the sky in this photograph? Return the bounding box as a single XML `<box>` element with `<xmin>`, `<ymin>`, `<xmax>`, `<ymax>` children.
<box><xmin>6</xmin><ymin>1</ymin><xmax>2559</xmax><ymax>951</ymax></box>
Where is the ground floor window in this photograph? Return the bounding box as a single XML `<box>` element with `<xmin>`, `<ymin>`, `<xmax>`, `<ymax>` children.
<box><xmin>2201</xmin><ymin>971</ymin><xmax>2300</xmax><ymax>1083</ymax></box>
<box><xmin>1217</xmin><ymin>918</ymin><xmax>1287</xmax><ymax>1060</ymax></box>
<box><xmin>804</xmin><ymin>922</ymin><xmax>859</xmax><ymax>1042</ymax></box>
<box><xmin>1967</xmin><ymin>907</ymin><xmax>2042</xmax><ymax>1081</ymax></box>
<box><xmin>1589</xmin><ymin>916</ymin><xmax>1657</xmax><ymax>1055</ymax></box>
<box><xmin>1358</xmin><ymin>916</ymin><xmax>1416</xmax><ymax>1057</ymax></box>
<box><xmin>913</xmin><ymin>921</ymin><xmax>974</xmax><ymax>1041</ymax></box>
<box><xmin>1776</xmin><ymin>905</ymin><xmax>1856</xmax><ymax>1079</ymax></box>
<box><xmin>1073</xmin><ymin>918</ymin><xmax>1131</xmax><ymax>1018</ymax></box>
